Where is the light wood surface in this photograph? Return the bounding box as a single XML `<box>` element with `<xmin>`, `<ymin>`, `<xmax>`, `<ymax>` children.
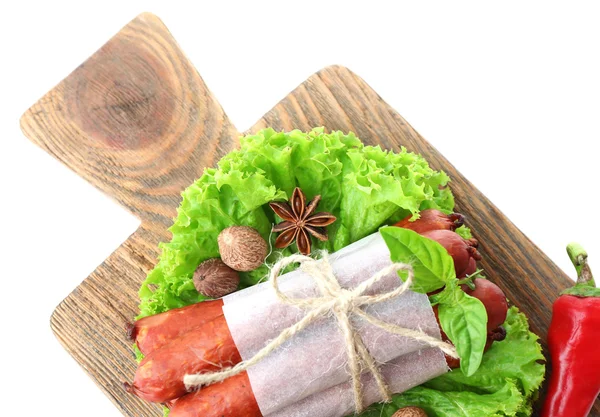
<box><xmin>20</xmin><ymin>12</ymin><xmax>598</xmax><ymax>417</ymax></box>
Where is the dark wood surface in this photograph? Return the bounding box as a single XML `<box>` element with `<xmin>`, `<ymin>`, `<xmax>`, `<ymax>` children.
<box><xmin>20</xmin><ymin>12</ymin><xmax>599</xmax><ymax>417</ymax></box>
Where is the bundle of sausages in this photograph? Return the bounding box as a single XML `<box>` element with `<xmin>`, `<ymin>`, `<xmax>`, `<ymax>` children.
<box><xmin>126</xmin><ymin>231</ymin><xmax>449</xmax><ymax>416</ymax></box>
<box><xmin>125</xmin><ymin>210</ymin><xmax>508</xmax><ymax>417</ymax></box>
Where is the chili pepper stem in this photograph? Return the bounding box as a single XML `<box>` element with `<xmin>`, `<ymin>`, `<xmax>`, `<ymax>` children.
<box><xmin>567</xmin><ymin>242</ymin><xmax>595</xmax><ymax>287</ymax></box>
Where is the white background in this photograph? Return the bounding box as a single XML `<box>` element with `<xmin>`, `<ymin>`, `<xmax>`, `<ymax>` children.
<box><xmin>1</xmin><ymin>1</ymin><xmax>599</xmax><ymax>416</ymax></box>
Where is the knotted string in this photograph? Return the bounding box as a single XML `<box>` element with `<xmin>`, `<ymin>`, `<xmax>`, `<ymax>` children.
<box><xmin>184</xmin><ymin>252</ymin><xmax>458</xmax><ymax>413</ymax></box>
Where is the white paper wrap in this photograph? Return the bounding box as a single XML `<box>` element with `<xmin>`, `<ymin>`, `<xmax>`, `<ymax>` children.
<box><xmin>221</xmin><ymin>232</ymin><xmax>449</xmax><ymax>416</ymax></box>
<box><xmin>270</xmin><ymin>348</ymin><xmax>445</xmax><ymax>417</ymax></box>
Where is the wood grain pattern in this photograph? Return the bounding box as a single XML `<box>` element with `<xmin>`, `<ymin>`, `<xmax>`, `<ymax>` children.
<box><xmin>20</xmin><ymin>13</ymin><xmax>240</xmax><ymax>417</ymax></box>
<box><xmin>20</xmin><ymin>12</ymin><xmax>240</xmax><ymax>233</ymax></box>
<box><xmin>20</xmin><ymin>13</ymin><xmax>599</xmax><ymax>417</ymax></box>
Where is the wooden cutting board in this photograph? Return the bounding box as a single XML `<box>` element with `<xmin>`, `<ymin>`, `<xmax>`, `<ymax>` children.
<box><xmin>20</xmin><ymin>13</ymin><xmax>599</xmax><ymax>417</ymax></box>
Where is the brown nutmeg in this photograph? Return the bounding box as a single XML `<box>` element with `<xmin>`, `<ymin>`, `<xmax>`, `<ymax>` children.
<box><xmin>193</xmin><ymin>258</ymin><xmax>240</xmax><ymax>298</ymax></box>
<box><xmin>392</xmin><ymin>407</ymin><xmax>428</xmax><ymax>417</ymax></box>
<box><xmin>218</xmin><ymin>226</ymin><xmax>268</xmax><ymax>271</ymax></box>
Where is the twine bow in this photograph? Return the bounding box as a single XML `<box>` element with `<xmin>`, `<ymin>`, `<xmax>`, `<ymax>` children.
<box><xmin>184</xmin><ymin>252</ymin><xmax>458</xmax><ymax>413</ymax></box>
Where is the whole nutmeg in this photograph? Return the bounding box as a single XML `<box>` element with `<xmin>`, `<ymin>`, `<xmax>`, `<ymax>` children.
<box><xmin>218</xmin><ymin>226</ymin><xmax>268</xmax><ymax>271</ymax></box>
<box><xmin>193</xmin><ymin>258</ymin><xmax>240</xmax><ymax>298</ymax></box>
<box><xmin>392</xmin><ymin>407</ymin><xmax>428</xmax><ymax>417</ymax></box>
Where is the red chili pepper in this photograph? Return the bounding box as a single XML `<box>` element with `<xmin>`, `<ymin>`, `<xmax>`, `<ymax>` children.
<box><xmin>542</xmin><ymin>243</ymin><xmax>600</xmax><ymax>417</ymax></box>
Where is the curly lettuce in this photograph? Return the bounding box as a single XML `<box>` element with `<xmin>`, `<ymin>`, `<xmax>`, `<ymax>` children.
<box><xmin>138</xmin><ymin>128</ymin><xmax>454</xmax><ymax>318</ymax></box>
<box><xmin>358</xmin><ymin>307</ymin><xmax>545</xmax><ymax>417</ymax></box>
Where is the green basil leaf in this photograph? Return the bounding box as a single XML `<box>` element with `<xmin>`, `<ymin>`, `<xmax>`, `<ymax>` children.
<box><xmin>380</xmin><ymin>226</ymin><xmax>455</xmax><ymax>293</ymax></box>
<box><xmin>437</xmin><ymin>283</ymin><xmax>488</xmax><ymax>376</ymax></box>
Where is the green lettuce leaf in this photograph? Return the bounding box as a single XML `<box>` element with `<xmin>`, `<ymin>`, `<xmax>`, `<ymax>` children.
<box><xmin>424</xmin><ymin>306</ymin><xmax>545</xmax><ymax>397</ymax></box>
<box><xmin>358</xmin><ymin>307</ymin><xmax>545</xmax><ymax>417</ymax></box>
<box><xmin>138</xmin><ymin>128</ymin><xmax>454</xmax><ymax>318</ymax></box>
<box><xmin>455</xmin><ymin>225</ymin><xmax>472</xmax><ymax>239</ymax></box>
<box><xmin>359</xmin><ymin>380</ymin><xmax>523</xmax><ymax>417</ymax></box>
<box><xmin>133</xmin><ymin>343</ymin><xmax>144</xmax><ymax>363</ymax></box>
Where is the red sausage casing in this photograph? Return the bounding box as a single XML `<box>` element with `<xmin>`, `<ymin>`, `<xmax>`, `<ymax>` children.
<box><xmin>127</xmin><ymin>300</ymin><xmax>224</xmax><ymax>355</ymax></box>
<box><xmin>128</xmin><ymin>315</ymin><xmax>241</xmax><ymax>403</ymax></box>
<box><xmin>170</xmin><ymin>372</ymin><xmax>261</xmax><ymax>417</ymax></box>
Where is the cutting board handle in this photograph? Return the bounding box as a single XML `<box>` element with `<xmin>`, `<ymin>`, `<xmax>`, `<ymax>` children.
<box><xmin>20</xmin><ymin>13</ymin><xmax>240</xmax><ymax>228</ymax></box>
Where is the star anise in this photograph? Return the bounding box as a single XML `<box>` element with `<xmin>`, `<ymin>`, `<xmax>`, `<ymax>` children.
<box><xmin>269</xmin><ymin>187</ymin><xmax>337</xmax><ymax>255</ymax></box>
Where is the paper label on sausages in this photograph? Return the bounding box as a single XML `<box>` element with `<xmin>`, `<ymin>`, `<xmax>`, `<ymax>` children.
<box><xmin>222</xmin><ymin>232</ymin><xmax>449</xmax><ymax>416</ymax></box>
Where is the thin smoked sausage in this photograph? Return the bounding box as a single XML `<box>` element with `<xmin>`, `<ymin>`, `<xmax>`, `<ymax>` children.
<box><xmin>170</xmin><ymin>373</ymin><xmax>262</xmax><ymax>417</ymax></box>
<box><xmin>126</xmin><ymin>300</ymin><xmax>224</xmax><ymax>356</ymax></box>
<box><xmin>125</xmin><ymin>315</ymin><xmax>240</xmax><ymax>403</ymax></box>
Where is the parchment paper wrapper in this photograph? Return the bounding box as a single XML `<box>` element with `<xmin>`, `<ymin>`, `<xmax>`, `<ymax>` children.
<box><xmin>269</xmin><ymin>347</ymin><xmax>445</xmax><ymax>417</ymax></box>
<box><xmin>222</xmin><ymin>232</ymin><xmax>449</xmax><ymax>416</ymax></box>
